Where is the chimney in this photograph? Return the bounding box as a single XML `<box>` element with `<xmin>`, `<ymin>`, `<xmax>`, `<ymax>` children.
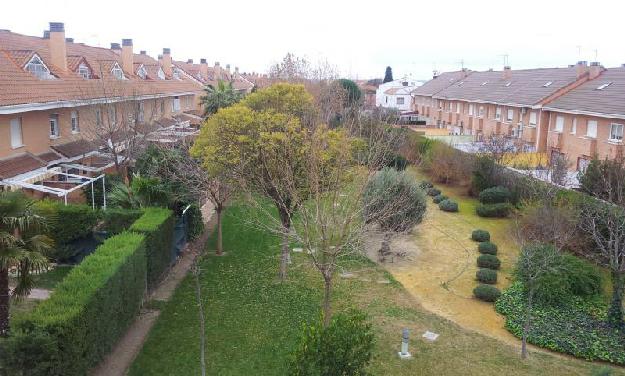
<box><xmin>589</xmin><ymin>62</ymin><xmax>602</xmax><ymax>80</ymax></box>
<box><xmin>110</xmin><ymin>42</ymin><xmax>121</xmax><ymax>53</ymax></box>
<box><xmin>503</xmin><ymin>66</ymin><xmax>512</xmax><ymax>80</ymax></box>
<box><xmin>48</xmin><ymin>22</ymin><xmax>67</xmax><ymax>71</ymax></box>
<box><xmin>575</xmin><ymin>61</ymin><xmax>588</xmax><ymax>79</ymax></box>
<box><xmin>43</xmin><ymin>30</ymin><xmax>50</xmax><ymax>39</ymax></box>
<box><xmin>226</xmin><ymin>64</ymin><xmax>231</xmax><ymax>75</ymax></box>
<box><xmin>187</xmin><ymin>59</ymin><xmax>193</xmax><ymax>64</ymax></box>
<box><xmin>214</xmin><ymin>61</ymin><xmax>222</xmax><ymax>80</ymax></box>
<box><xmin>140</xmin><ymin>50</ymin><xmax>146</xmax><ymax>55</ymax></box>
<box><xmin>121</xmin><ymin>39</ymin><xmax>133</xmax><ymax>75</ymax></box>
<box><xmin>65</xmin><ymin>37</ymin><xmax>73</xmax><ymax>43</ymax></box>
<box><xmin>199</xmin><ymin>58</ymin><xmax>208</xmax><ymax>79</ymax></box>
<box><xmin>234</xmin><ymin>66</ymin><xmax>240</xmax><ymax>79</ymax></box>
<box><xmin>161</xmin><ymin>48</ymin><xmax>172</xmax><ymax>77</ymax></box>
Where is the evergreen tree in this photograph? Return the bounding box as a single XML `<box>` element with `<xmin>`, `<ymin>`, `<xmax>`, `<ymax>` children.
<box><xmin>383</xmin><ymin>66</ymin><xmax>393</xmax><ymax>83</ymax></box>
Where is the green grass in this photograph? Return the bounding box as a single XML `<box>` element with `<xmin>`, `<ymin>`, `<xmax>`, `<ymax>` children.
<box><xmin>130</xmin><ymin>203</ymin><xmax>625</xmax><ymax>376</ymax></box>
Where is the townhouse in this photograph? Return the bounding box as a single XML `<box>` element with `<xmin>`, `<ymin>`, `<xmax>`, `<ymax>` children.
<box><xmin>376</xmin><ymin>76</ymin><xmax>422</xmax><ymax>111</ymax></box>
<box><xmin>412</xmin><ymin>70</ymin><xmax>470</xmax><ymax>123</ymax></box>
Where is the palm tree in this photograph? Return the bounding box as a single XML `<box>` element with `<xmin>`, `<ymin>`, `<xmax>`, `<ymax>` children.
<box><xmin>201</xmin><ymin>80</ymin><xmax>242</xmax><ymax>116</ymax></box>
<box><xmin>0</xmin><ymin>192</ymin><xmax>53</xmax><ymax>336</ymax></box>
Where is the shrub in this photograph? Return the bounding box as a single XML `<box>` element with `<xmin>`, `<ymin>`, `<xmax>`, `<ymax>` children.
<box><xmin>496</xmin><ymin>282</ymin><xmax>625</xmax><ymax>364</ymax></box>
<box><xmin>476</xmin><ymin>268</ymin><xmax>498</xmax><ymax>284</ymax></box>
<box><xmin>288</xmin><ymin>310</ymin><xmax>375</xmax><ymax>376</ymax></box>
<box><xmin>6</xmin><ymin>232</ymin><xmax>146</xmax><ymax>375</ymax></box>
<box><xmin>418</xmin><ymin>180</ymin><xmax>433</xmax><ymax>190</ymax></box>
<box><xmin>427</xmin><ymin>187</ymin><xmax>441</xmax><ymax>196</ymax></box>
<box><xmin>471</xmin><ymin>229</ymin><xmax>490</xmax><ymax>242</ymax></box>
<box><xmin>476</xmin><ymin>203</ymin><xmax>512</xmax><ymax>218</ymax></box>
<box><xmin>478</xmin><ymin>241</ymin><xmax>498</xmax><ymax>255</ymax></box>
<box><xmin>386</xmin><ymin>154</ymin><xmax>409</xmax><ymax>171</ymax></box>
<box><xmin>562</xmin><ymin>254</ymin><xmax>602</xmax><ymax>297</ymax></box>
<box><xmin>185</xmin><ymin>204</ymin><xmax>204</xmax><ymax>241</ymax></box>
<box><xmin>101</xmin><ymin>208</ymin><xmax>143</xmax><ymax>235</ymax></box>
<box><xmin>473</xmin><ymin>284</ymin><xmax>501</xmax><ymax>302</ymax></box>
<box><xmin>130</xmin><ymin>207</ymin><xmax>175</xmax><ymax>289</ymax></box>
<box><xmin>479</xmin><ymin>186</ymin><xmax>511</xmax><ymax>204</ymax></box>
<box><xmin>477</xmin><ymin>254</ymin><xmax>501</xmax><ymax>270</ymax></box>
<box><xmin>432</xmin><ymin>194</ymin><xmax>448</xmax><ymax>204</ymax></box>
<box><xmin>438</xmin><ymin>199</ymin><xmax>459</xmax><ymax>212</ymax></box>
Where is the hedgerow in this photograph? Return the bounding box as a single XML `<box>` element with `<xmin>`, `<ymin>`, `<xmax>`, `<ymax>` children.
<box><xmin>479</xmin><ymin>186</ymin><xmax>511</xmax><ymax>204</ymax></box>
<box><xmin>471</xmin><ymin>229</ymin><xmax>490</xmax><ymax>242</ymax></box>
<box><xmin>476</xmin><ymin>203</ymin><xmax>512</xmax><ymax>218</ymax></box>
<box><xmin>473</xmin><ymin>284</ymin><xmax>501</xmax><ymax>302</ymax></box>
<box><xmin>478</xmin><ymin>241</ymin><xmax>498</xmax><ymax>255</ymax></box>
<box><xmin>477</xmin><ymin>254</ymin><xmax>501</xmax><ymax>270</ymax></box>
<box><xmin>427</xmin><ymin>187</ymin><xmax>441</xmax><ymax>197</ymax></box>
<box><xmin>432</xmin><ymin>194</ymin><xmax>448</xmax><ymax>204</ymax></box>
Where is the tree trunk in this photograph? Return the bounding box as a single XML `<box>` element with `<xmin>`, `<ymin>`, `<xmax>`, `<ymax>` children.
<box><xmin>521</xmin><ymin>289</ymin><xmax>533</xmax><ymax>359</ymax></box>
<box><xmin>608</xmin><ymin>270</ymin><xmax>624</xmax><ymax>328</ymax></box>
<box><xmin>322</xmin><ymin>275</ymin><xmax>333</xmax><ymax>328</ymax></box>
<box><xmin>0</xmin><ymin>268</ymin><xmax>10</xmax><ymax>337</ymax></box>
<box><xmin>216</xmin><ymin>207</ymin><xmax>223</xmax><ymax>256</ymax></box>
<box><xmin>278</xmin><ymin>209</ymin><xmax>291</xmax><ymax>281</ymax></box>
<box><xmin>379</xmin><ymin>232</ymin><xmax>392</xmax><ymax>262</ymax></box>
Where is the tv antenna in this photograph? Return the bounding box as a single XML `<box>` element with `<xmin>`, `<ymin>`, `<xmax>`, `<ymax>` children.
<box><xmin>499</xmin><ymin>54</ymin><xmax>509</xmax><ymax>67</ymax></box>
<box><xmin>456</xmin><ymin>59</ymin><xmax>465</xmax><ymax>70</ymax></box>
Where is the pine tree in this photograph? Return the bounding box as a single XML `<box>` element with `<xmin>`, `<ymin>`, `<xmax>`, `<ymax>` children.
<box><xmin>383</xmin><ymin>66</ymin><xmax>393</xmax><ymax>83</ymax></box>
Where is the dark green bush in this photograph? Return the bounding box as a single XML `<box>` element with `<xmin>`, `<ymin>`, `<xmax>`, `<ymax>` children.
<box><xmin>185</xmin><ymin>204</ymin><xmax>204</xmax><ymax>241</ymax></box>
<box><xmin>386</xmin><ymin>154</ymin><xmax>409</xmax><ymax>171</ymax></box>
<box><xmin>130</xmin><ymin>207</ymin><xmax>175</xmax><ymax>289</ymax></box>
<box><xmin>83</xmin><ymin>173</ymin><xmax>123</xmax><ymax>209</ymax></box>
<box><xmin>288</xmin><ymin>310</ymin><xmax>375</xmax><ymax>376</ymax></box>
<box><xmin>496</xmin><ymin>282</ymin><xmax>625</xmax><ymax>364</ymax></box>
<box><xmin>473</xmin><ymin>284</ymin><xmax>501</xmax><ymax>302</ymax></box>
<box><xmin>418</xmin><ymin>180</ymin><xmax>433</xmax><ymax>190</ymax></box>
<box><xmin>438</xmin><ymin>199</ymin><xmax>459</xmax><ymax>212</ymax></box>
<box><xmin>427</xmin><ymin>187</ymin><xmax>441</xmax><ymax>197</ymax></box>
<box><xmin>101</xmin><ymin>208</ymin><xmax>143</xmax><ymax>235</ymax></box>
<box><xmin>6</xmin><ymin>232</ymin><xmax>146</xmax><ymax>375</ymax></box>
<box><xmin>477</xmin><ymin>254</ymin><xmax>501</xmax><ymax>270</ymax></box>
<box><xmin>562</xmin><ymin>254</ymin><xmax>602</xmax><ymax>297</ymax></box>
<box><xmin>478</xmin><ymin>241</ymin><xmax>498</xmax><ymax>255</ymax></box>
<box><xmin>476</xmin><ymin>203</ymin><xmax>512</xmax><ymax>218</ymax></box>
<box><xmin>479</xmin><ymin>186</ymin><xmax>511</xmax><ymax>204</ymax></box>
<box><xmin>471</xmin><ymin>229</ymin><xmax>490</xmax><ymax>242</ymax></box>
<box><xmin>476</xmin><ymin>268</ymin><xmax>497</xmax><ymax>284</ymax></box>
<box><xmin>432</xmin><ymin>194</ymin><xmax>448</xmax><ymax>204</ymax></box>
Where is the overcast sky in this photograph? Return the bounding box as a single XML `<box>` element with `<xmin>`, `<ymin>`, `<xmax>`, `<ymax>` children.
<box><xmin>1</xmin><ymin>0</ymin><xmax>623</xmax><ymax>80</ymax></box>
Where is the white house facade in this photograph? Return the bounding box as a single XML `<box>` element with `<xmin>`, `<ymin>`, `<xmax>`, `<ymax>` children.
<box><xmin>375</xmin><ymin>77</ymin><xmax>422</xmax><ymax>112</ymax></box>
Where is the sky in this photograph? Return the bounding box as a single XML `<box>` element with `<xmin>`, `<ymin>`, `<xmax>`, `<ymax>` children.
<box><xmin>1</xmin><ymin>0</ymin><xmax>624</xmax><ymax>81</ymax></box>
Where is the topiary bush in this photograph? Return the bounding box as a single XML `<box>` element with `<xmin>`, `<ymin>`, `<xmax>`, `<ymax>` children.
<box><xmin>101</xmin><ymin>208</ymin><xmax>143</xmax><ymax>235</ymax></box>
<box><xmin>477</xmin><ymin>254</ymin><xmax>501</xmax><ymax>270</ymax></box>
<box><xmin>471</xmin><ymin>229</ymin><xmax>490</xmax><ymax>242</ymax></box>
<box><xmin>418</xmin><ymin>180</ymin><xmax>433</xmax><ymax>190</ymax></box>
<box><xmin>427</xmin><ymin>187</ymin><xmax>441</xmax><ymax>197</ymax></box>
<box><xmin>479</xmin><ymin>186</ymin><xmax>511</xmax><ymax>204</ymax></box>
<box><xmin>478</xmin><ymin>241</ymin><xmax>498</xmax><ymax>255</ymax></box>
<box><xmin>476</xmin><ymin>268</ymin><xmax>498</xmax><ymax>284</ymax></box>
<box><xmin>432</xmin><ymin>194</ymin><xmax>447</xmax><ymax>204</ymax></box>
<box><xmin>476</xmin><ymin>203</ymin><xmax>512</xmax><ymax>218</ymax></box>
<box><xmin>438</xmin><ymin>199</ymin><xmax>459</xmax><ymax>212</ymax></box>
<box><xmin>473</xmin><ymin>284</ymin><xmax>501</xmax><ymax>302</ymax></box>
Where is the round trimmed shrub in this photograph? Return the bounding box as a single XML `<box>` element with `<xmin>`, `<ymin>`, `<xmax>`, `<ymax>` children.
<box><xmin>438</xmin><ymin>199</ymin><xmax>459</xmax><ymax>212</ymax></box>
<box><xmin>476</xmin><ymin>203</ymin><xmax>512</xmax><ymax>218</ymax></box>
<box><xmin>473</xmin><ymin>284</ymin><xmax>501</xmax><ymax>302</ymax></box>
<box><xmin>432</xmin><ymin>194</ymin><xmax>448</xmax><ymax>204</ymax></box>
<box><xmin>476</xmin><ymin>268</ymin><xmax>497</xmax><ymax>284</ymax></box>
<box><xmin>419</xmin><ymin>180</ymin><xmax>433</xmax><ymax>190</ymax></box>
<box><xmin>479</xmin><ymin>186</ymin><xmax>511</xmax><ymax>204</ymax></box>
<box><xmin>477</xmin><ymin>254</ymin><xmax>501</xmax><ymax>270</ymax></box>
<box><xmin>471</xmin><ymin>229</ymin><xmax>490</xmax><ymax>242</ymax></box>
<box><xmin>427</xmin><ymin>187</ymin><xmax>441</xmax><ymax>197</ymax></box>
<box><xmin>478</xmin><ymin>241</ymin><xmax>498</xmax><ymax>255</ymax></box>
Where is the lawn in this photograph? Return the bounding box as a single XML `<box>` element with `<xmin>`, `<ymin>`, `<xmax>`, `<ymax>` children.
<box><xmin>130</xmin><ymin>202</ymin><xmax>621</xmax><ymax>375</ymax></box>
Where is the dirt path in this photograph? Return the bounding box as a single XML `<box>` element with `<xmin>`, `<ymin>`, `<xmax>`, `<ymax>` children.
<box><xmin>91</xmin><ymin>202</ymin><xmax>216</xmax><ymax>376</ymax></box>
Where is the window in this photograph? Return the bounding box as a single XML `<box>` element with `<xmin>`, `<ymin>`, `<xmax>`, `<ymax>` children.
<box><xmin>586</xmin><ymin>120</ymin><xmax>597</xmax><ymax>138</ymax></box>
<box><xmin>529</xmin><ymin>111</ymin><xmax>537</xmax><ymax>126</ymax></box>
<box><xmin>478</xmin><ymin>106</ymin><xmax>484</xmax><ymax>118</ymax></box>
<box><xmin>396</xmin><ymin>97</ymin><xmax>405</xmax><ymax>105</ymax></box>
<box><xmin>173</xmin><ymin>96</ymin><xmax>181</xmax><ymax>112</ymax></box>
<box><xmin>71</xmin><ymin>111</ymin><xmax>79</xmax><ymax>133</ymax></box>
<box><xmin>481</xmin><ymin>81</ymin><xmax>488</xmax><ymax>86</ymax></box>
<box><xmin>402</xmin><ymin>81</ymin><xmax>408</xmax><ymax>87</ymax></box>
<box><xmin>456</xmin><ymin>102</ymin><xmax>462</xmax><ymax>114</ymax></box>
<box><xmin>111</xmin><ymin>63</ymin><xmax>125</xmax><ymax>80</ymax></box>
<box><xmin>78</xmin><ymin>63</ymin><xmax>91</xmax><ymax>79</ymax></box>
<box><xmin>438</xmin><ymin>100</ymin><xmax>443</xmax><ymax>110</ymax></box>
<box><xmin>108</xmin><ymin>106</ymin><xmax>117</xmax><ymax>125</ymax></box>
<box><xmin>610</xmin><ymin>123</ymin><xmax>624</xmax><ymax>141</ymax></box>
<box><xmin>49</xmin><ymin>114</ymin><xmax>59</xmax><ymax>138</ymax></box>
<box><xmin>157</xmin><ymin>68</ymin><xmax>166</xmax><ymax>80</ymax></box>
<box><xmin>10</xmin><ymin>118</ymin><xmax>23</xmax><ymax>148</ymax></box>
<box><xmin>554</xmin><ymin>115</ymin><xmax>564</xmax><ymax>132</ymax></box>
<box><xmin>25</xmin><ymin>54</ymin><xmax>55</xmax><ymax>80</ymax></box>
<box><xmin>137</xmin><ymin>65</ymin><xmax>147</xmax><ymax>80</ymax></box>
<box><xmin>495</xmin><ymin>107</ymin><xmax>501</xmax><ymax>120</ymax></box>
<box><xmin>96</xmin><ymin>108</ymin><xmax>102</xmax><ymax>127</ymax></box>
<box><xmin>571</xmin><ymin>117</ymin><xmax>577</xmax><ymax>134</ymax></box>
<box><xmin>468</xmin><ymin>104</ymin><xmax>475</xmax><ymax>116</ymax></box>
<box><xmin>543</xmin><ymin>81</ymin><xmax>553</xmax><ymax>87</ymax></box>
<box><xmin>506</xmin><ymin>108</ymin><xmax>514</xmax><ymax>122</ymax></box>
<box><xmin>596</xmin><ymin>82</ymin><xmax>613</xmax><ymax>90</ymax></box>
<box><xmin>173</xmin><ymin>68</ymin><xmax>181</xmax><ymax>80</ymax></box>
<box><xmin>137</xmin><ymin>102</ymin><xmax>144</xmax><ymax>123</ymax></box>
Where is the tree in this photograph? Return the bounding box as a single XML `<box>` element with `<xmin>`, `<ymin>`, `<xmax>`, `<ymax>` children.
<box><xmin>363</xmin><ymin>168</ymin><xmax>427</xmax><ymax>262</ymax></box>
<box><xmin>201</xmin><ymin>80</ymin><xmax>242</xmax><ymax>116</ymax></box>
<box><xmin>383</xmin><ymin>66</ymin><xmax>393</xmax><ymax>83</ymax></box>
<box><xmin>0</xmin><ymin>192</ymin><xmax>53</xmax><ymax>336</ymax></box>
<box><xmin>337</xmin><ymin>79</ymin><xmax>362</xmax><ymax>106</ymax></box>
<box><xmin>268</xmin><ymin>53</ymin><xmax>311</xmax><ymax>82</ymax></box>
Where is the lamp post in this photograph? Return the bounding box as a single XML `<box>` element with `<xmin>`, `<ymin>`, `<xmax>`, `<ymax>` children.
<box><xmin>398</xmin><ymin>328</ymin><xmax>412</xmax><ymax>359</ymax></box>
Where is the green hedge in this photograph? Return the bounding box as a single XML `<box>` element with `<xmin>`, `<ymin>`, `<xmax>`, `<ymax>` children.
<box><xmin>476</xmin><ymin>203</ymin><xmax>512</xmax><ymax>218</ymax></box>
<box><xmin>102</xmin><ymin>208</ymin><xmax>143</xmax><ymax>235</ymax></box>
<box><xmin>5</xmin><ymin>232</ymin><xmax>146</xmax><ymax>375</ymax></box>
<box><xmin>477</xmin><ymin>254</ymin><xmax>501</xmax><ymax>270</ymax></box>
<box><xmin>130</xmin><ymin>207</ymin><xmax>175</xmax><ymax>289</ymax></box>
<box><xmin>427</xmin><ymin>187</ymin><xmax>441</xmax><ymax>197</ymax></box>
<box><xmin>432</xmin><ymin>194</ymin><xmax>448</xmax><ymax>204</ymax></box>
<box><xmin>476</xmin><ymin>268</ymin><xmax>497</xmax><ymax>284</ymax></box>
<box><xmin>496</xmin><ymin>282</ymin><xmax>625</xmax><ymax>364</ymax></box>
<box><xmin>479</xmin><ymin>186</ymin><xmax>511</xmax><ymax>204</ymax></box>
<box><xmin>471</xmin><ymin>229</ymin><xmax>490</xmax><ymax>242</ymax></box>
<box><xmin>474</xmin><ymin>284</ymin><xmax>501</xmax><ymax>302</ymax></box>
<box><xmin>438</xmin><ymin>199</ymin><xmax>459</xmax><ymax>212</ymax></box>
<box><xmin>185</xmin><ymin>204</ymin><xmax>204</xmax><ymax>241</ymax></box>
<box><xmin>478</xmin><ymin>241</ymin><xmax>498</xmax><ymax>255</ymax></box>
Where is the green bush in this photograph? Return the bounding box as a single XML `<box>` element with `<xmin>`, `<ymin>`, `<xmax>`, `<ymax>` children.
<box><xmin>496</xmin><ymin>282</ymin><xmax>625</xmax><ymax>364</ymax></box>
<box><xmin>427</xmin><ymin>187</ymin><xmax>441</xmax><ymax>197</ymax></box>
<box><xmin>476</xmin><ymin>268</ymin><xmax>498</xmax><ymax>284</ymax></box>
<box><xmin>83</xmin><ymin>173</ymin><xmax>123</xmax><ymax>209</ymax></box>
<box><xmin>101</xmin><ymin>208</ymin><xmax>143</xmax><ymax>235</ymax></box>
<box><xmin>418</xmin><ymin>180</ymin><xmax>433</xmax><ymax>190</ymax></box>
<box><xmin>478</xmin><ymin>241</ymin><xmax>498</xmax><ymax>255</ymax></box>
<box><xmin>185</xmin><ymin>204</ymin><xmax>204</xmax><ymax>241</ymax></box>
<box><xmin>479</xmin><ymin>186</ymin><xmax>511</xmax><ymax>204</ymax></box>
<box><xmin>562</xmin><ymin>254</ymin><xmax>602</xmax><ymax>297</ymax></box>
<box><xmin>471</xmin><ymin>229</ymin><xmax>490</xmax><ymax>242</ymax></box>
<box><xmin>6</xmin><ymin>232</ymin><xmax>146</xmax><ymax>375</ymax></box>
<box><xmin>438</xmin><ymin>199</ymin><xmax>459</xmax><ymax>212</ymax></box>
<box><xmin>477</xmin><ymin>254</ymin><xmax>501</xmax><ymax>270</ymax></box>
<box><xmin>432</xmin><ymin>194</ymin><xmax>448</xmax><ymax>204</ymax></box>
<box><xmin>476</xmin><ymin>203</ymin><xmax>512</xmax><ymax>218</ymax></box>
<box><xmin>386</xmin><ymin>154</ymin><xmax>409</xmax><ymax>171</ymax></box>
<box><xmin>473</xmin><ymin>284</ymin><xmax>501</xmax><ymax>302</ymax></box>
<box><xmin>130</xmin><ymin>207</ymin><xmax>175</xmax><ymax>289</ymax></box>
<box><xmin>288</xmin><ymin>310</ymin><xmax>375</xmax><ymax>376</ymax></box>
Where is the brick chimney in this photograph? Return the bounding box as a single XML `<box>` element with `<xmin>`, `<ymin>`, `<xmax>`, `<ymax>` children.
<box><xmin>503</xmin><ymin>66</ymin><xmax>512</xmax><ymax>80</ymax></box>
<box><xmin>226</xmin><ymin>64</ymin><xmax>231</xmax><ymax>75</ymax></box>
<box><xmin>121</xmin><ymin>39</ymin><xmax>133</xmax><ymax>75</ymax></box>
<box><xmin>48</xmin><ymin>22</ymin><xmax>67</xmax><ymax>71</ymax></box>
<box><xmin>43</xmin><ymin>30</ymin><xmax>50</xmax><ymax>39</ymax></box>
<box><xmin>199</xmin><ymin>58</ymin><xmax>208</xmax><ymax>80</ymax></box>
<box><xmin>161</xmin><ymin>48</ymin><xmax>172</xmax><ymax>77</ymax></box>
<box><xmin>234</xmin><ymin>66</ymin><xmax>240</xmax><ymax>79</ymax></box>
<box><xmin>187</xmin><ymin>59</ymin><xmax>193</xmax><ymax>64</ymax></box>
<box><xmin>575</xmin><ymin>61</ymin><xmax>588</xmax><ymax>79</ymax></box>
<box><xmin>65</xmin><ymin>37</ymin><xmax>74</xmax><ymax>43</ymax></box>
<box><xmin>214</xmin><ymin>61</ymin><xmax>222</xmax><ymax>80</ymax></box>
<box><xmin>140</xmin><ymin>50</ymin><xmax>146</xmax><ymax>55</ymax></box>
<box><xmin>110</xmin><ymin>42</ymin><xmax>121</xmax><ymax>54</ymax></box>
<box><xmin>589</xmin><ymin>62</ymin><xmax>603</xmax><ymax>80</ymax></box>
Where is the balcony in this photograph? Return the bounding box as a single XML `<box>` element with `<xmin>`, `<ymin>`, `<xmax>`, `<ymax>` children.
<box><xmin>548</xmin><ymin>132</ymin><xmax>563</xmax><ymax>149</ymax></box>
<box><xmin>579</xmin><ymin>137</ymin><xmax>598</xmax><ymax>156</ymax></box>
<box><xmin>477</xmin><ymin>118</ymin><xmax>484</xmax><ymax>132</ymax></box>
<box><xmin>523</xmin><ymin>126</ymin><xmax>537</xmax><ymax>143</ymax></box>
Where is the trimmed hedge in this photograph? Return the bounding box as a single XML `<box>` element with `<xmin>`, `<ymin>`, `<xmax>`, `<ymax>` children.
<box><xmin>438</xmin><ymin>199</ymin><xmax>459</xmax><ymax>212</ymax></box>
<box><xmin>476</xmin><ymin>203</ymin><xmax>512</xmax><ymax>218</ymax></box>
<box><xmin>474</xmin><ymin>284</ymin><xmax>501</xmax><ymax>302</ymax></box>
<box><xmin>478</xmin><ymin>241</ymin><xmax>498</xmax><ymax>255</ymax></box>
<box><xmin>130</xmin><ymin>207</ymin><xmax>175</xmax><ymax>289</ymax></box>
<box><xmin>471</xmin><ymin>229</ymin><xmax>490</xmax><ymax>242</ymax></box>
<box><xmin>427</xmin><ymin>187</ymin><xmax>441</xmax><ymax>197</ymax></box>
<box><xmin>477</xmin><ymin>254</ymin><xmax>501</xmax><ymax>270</ymax></box>
<box><xmin>496</xmin><ymin>282</ymin><xmax>625</xmax><ymax>364</ymax></box>
<box><xmin>5</xmin><ymin>232</ymin><xmax>146</xmax><ymax>375</ymax></box>
<box><xmin>432</xmin><ymin>194</ymin><xmax>448</xmax><ymax>204</ymax></box>
<box><xmin>102</xmin><ymin>208</ymin><xmax>143</xmax><ymax>235</ymax></box>
<box><xmin>476</xmin><ymin>268</ymin><xmax>497</xmax><ymax>284</ymax></box>
<box><xmin>418</xmin><ymin>180</ymin><xmax>434</xmax><ymax>190</ymax></box>
<box><xmin>479</xmin><ymin>186</ymin><xmax>511</xmax><ymax>204</ymax></box>
<box><xmin>185</xmin><ymin>204</ymin><xmax>204</xmax><ymax>241</ymax></box>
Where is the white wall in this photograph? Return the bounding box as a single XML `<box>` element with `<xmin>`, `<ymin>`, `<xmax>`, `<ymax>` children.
<box><xmin>375</xmin><ymin>77</ymin><xmax>422</xmax><ymax>112</ymax></box>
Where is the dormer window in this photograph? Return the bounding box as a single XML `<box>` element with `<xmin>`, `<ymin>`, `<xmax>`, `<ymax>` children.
<box><xmin>543</xmin><ymin>81</ymin><xmax>553</xmax><ymax>87</ymax></box>
<box><xmin>597</xmin><ymin>82</ymin><xmax>613</xmax><ymax>90</ymax></box>
<box><xmin>173</xmin><ymin>68</ymin><xmax>181</xmax><ymax>80</ymax></box>
<box><xmin>78</xmin><ymin>63</ymin><xmax>91</xmax><ymax>79</ymax></box>
<box><xmin>111</xmin><ymin>62</ymin><xmax>125</xmax><ymax>80</ymax></box>
<box><xmin>505</xmin><ymin>82</ymin><xmax>511</xmax><ymax>87</ymax></box>
<box><xmin>137</xmin><ymin>65</ymin><xmax>147</xmax><ymax>80</ymax></box>
<box><xmin>481</xmin><ymin>81</ymin><xmax>488</xmax><ymax>86</ymax></box>
<box><xmin>25</xmin><ymin>54</ymin><xmax>55</xmax><ymax>80</ymax></box>
<box><xmin>157</xmin><ymin>67</ymin><xmax>166</xmax><ymax>80</ymax></box>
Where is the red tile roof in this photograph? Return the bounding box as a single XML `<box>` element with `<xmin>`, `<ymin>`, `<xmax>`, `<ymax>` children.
<box><xmin>0</xmin><ymin>153</ymin><xmax>45</xmax><ymax>179</ymax></box>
